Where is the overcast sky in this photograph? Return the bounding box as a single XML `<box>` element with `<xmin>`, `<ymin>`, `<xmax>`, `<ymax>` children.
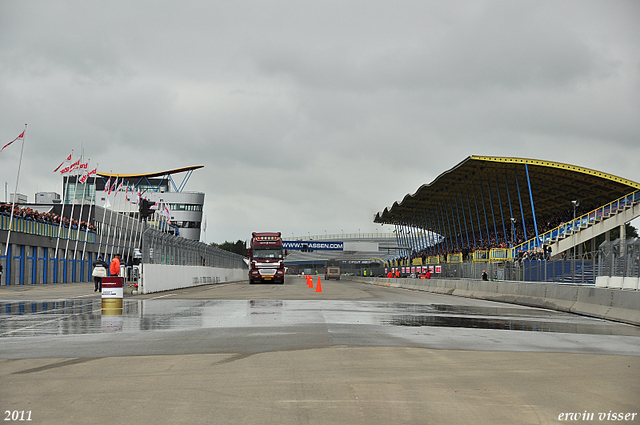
<box><xmin>1</xmin><ymin>1</ymin><xmax>639</xmax><ymax>243</ymax></box>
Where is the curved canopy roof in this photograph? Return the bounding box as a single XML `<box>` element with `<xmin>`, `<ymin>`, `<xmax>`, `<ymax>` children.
<box><xmin>374</xmin><ymin>156</ymin><xmax>640</xmax><ymax>234</ymax></box>
<box><xmin>97</xmin><ymin>165</ymin><xmax>204</xmax><ymax>179</ymax></box>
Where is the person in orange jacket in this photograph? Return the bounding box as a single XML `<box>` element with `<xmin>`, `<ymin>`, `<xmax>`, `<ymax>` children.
<box><xmin>109</xmin><ymin>254</ymin><xmax>121</xmax><ymax>276</ymax></box>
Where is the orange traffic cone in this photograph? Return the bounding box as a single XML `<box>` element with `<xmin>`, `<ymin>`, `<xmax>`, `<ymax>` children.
<box><xmin>307</xmin><ymin>276</ymin><xmax>313</xmax><ymax>288</ymax></box>
<box><xmin>315</xmin><ymin>276</ymin><xmax>323</xmax><ymax>293</ymax></box>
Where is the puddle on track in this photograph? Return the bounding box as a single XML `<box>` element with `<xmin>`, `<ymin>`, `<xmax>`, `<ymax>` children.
<box><xmin>1</xmin><ymin>299</ymin><xmax>639</xmax><ymax>338</ymax></box>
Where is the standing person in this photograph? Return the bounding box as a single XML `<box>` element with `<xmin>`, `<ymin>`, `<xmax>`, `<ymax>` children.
<box><xmin>92</xmin><ymin>256</ymin><xmax>108</xmax><ymax>292</ymax></box>
<box><xmin>482</xmin><ymin>270</ymin><xmax>488</xmax><ymax>281</ymax></box>
<box><xmin>109</xmin><ymin>254</ymin><xmax>121</xmax><ymax>277</ymax></box>
<box><xmin>0</xmin><ymin>262</ymin><xmax>3</xmax><ymax>284</ymax></box>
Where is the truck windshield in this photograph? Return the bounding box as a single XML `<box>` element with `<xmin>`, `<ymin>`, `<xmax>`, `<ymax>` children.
<box><xmin>252</xmin><ymin>249</ymin><xmax>283</xmax><ymax>259</ymax></box>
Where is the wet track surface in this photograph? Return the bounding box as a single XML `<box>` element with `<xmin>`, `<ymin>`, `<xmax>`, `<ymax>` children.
<box><xmin>2</xmin><ymin>298</ymin><xmax>640</xmax><ymax>338</ymax></box>
<box><xmin>2</xmin><ymin>278</ymin><xmax>639</xmax><ymax>424</ymax></box>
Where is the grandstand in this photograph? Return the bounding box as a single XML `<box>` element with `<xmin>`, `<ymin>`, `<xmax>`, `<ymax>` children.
<box><xmin>374</xmin><ymin>156</ymin><xmax>640</xmax><ymax>283</ymax></box>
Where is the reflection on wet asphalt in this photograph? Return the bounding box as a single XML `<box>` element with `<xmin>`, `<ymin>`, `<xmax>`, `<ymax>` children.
<box><xmin>2</xmin><ymin>299</ymin><xmax>639</xmax><ymax>338</ymax></box>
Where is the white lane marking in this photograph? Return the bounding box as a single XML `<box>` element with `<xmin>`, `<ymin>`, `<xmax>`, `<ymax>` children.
<box><xmin>150</xmin><ymin>293</ymin><xmax>177</xmax><ymax>299</ymax></box>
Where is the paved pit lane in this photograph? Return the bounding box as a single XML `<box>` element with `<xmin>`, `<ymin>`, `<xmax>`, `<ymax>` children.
<box><xmin>1</xmin><ymin>278</ymin><xmax>639</xmax><ymax>424</ymax></box>
<box><xmin>2</xmin><ymin>297</ymin><xmax>639</xmax><ymax>358</ymax></box>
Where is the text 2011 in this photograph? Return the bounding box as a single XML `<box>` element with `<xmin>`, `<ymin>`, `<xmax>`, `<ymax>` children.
<box><xmin>4</xmin><ymin>411</ymin><xmax>32</xmax><ymax>421</ymax></box>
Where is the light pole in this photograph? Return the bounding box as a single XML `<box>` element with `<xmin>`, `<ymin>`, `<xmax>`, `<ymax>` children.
<box><xmin>510</xmin><ymin>217</ymin><xmax>516</xmax><ymax>247</ymax></box>
<box><xmin>572</xmin><ymin>200</ymin><xmax>580</xmax><ymax>281</ymax></box>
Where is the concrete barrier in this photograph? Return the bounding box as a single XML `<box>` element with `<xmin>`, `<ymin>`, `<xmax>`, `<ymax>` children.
<box><xmin>140</xmin><ymin>264</ymin><xmax>247</xmax><ymax>294</ymax></box>
<box><xmin>623</xmin><ymin>277</ymin><xmax>639</xmax><ymax>291</ymax></box>
<box><xmin>609</xmin><ymin>276</ymin><xmax>624</xmax><ymax>289</ymax></box>
<box><xmin>595</xmin><ymin>276</ymin><xmax>609</xmax><ymax>288</ymax></box>
<box><xmin>349</xmin><ymin>276</ymin><xmax>640</xmax><ymax>326</ymax></box>
<box><xmin>572</xmin><ymin>286</ymin><xmax>613</xmax><ymax>320</ymax></box>
<box><xmin>608</xmin><ymin>289</ymin><xmax>640</xmax><ymax>324</ymax></box>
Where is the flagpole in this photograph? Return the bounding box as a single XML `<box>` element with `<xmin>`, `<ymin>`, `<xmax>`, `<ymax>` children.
<box><xmin>64</xmin><ymin>152</ymin><xmax>82</xmax><ymax>259</ymax></box>
<box><xmin>81</xmin><ymin>168</ymin><xmax>98</xmax><ymax>262</ymax></box>
<box><xmin>124</xmin><ymin>182</ymin><xmax>133</xmax><ymax>259</ymax></box>
<box><xmin>97</xmin><ymin>173</ymin><xmax>111</xmax><ymax>258</ymax></box>
<box><xmin>54</xmin><ymin>149</ymin><xmax>73</xmax><ymax>262</ymax></box>
<box><xmin>73</xmin><ymin>158</ymin><xmax>90</xmax><ymax>260</ymax></box>
<box><xmin>3</xmin><ymin>124</ymin><xmax>27</xmax><ymax>260</ymax></box>
<box><xmin>107</xmin><ymin>176</ymin><xmax>117</xmax><ymax>259</ymax></box>
<box><xmin>111</xmin><ymin>181</ymin><xmax>123</xmax><ymax>258</ymax></box>
<box><xmin>130</xmin><ymin>189</ymin><xmax>143</xmax><ymax>263</ymax></box>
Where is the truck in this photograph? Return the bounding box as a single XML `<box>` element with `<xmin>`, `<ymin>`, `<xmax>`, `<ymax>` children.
<box><xmin>324</xmin><ymin>258</ymin><xmax>341</xmax><ymax>280</ymax></box>
<box><xmin>247</xmin><ymin>232</ymin><xmax>285</xmax><ymax>284</ymax></box>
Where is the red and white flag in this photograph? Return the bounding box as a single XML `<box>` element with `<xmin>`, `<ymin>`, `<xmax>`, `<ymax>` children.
<box><xmin>2</xmin><ymin>130</ymin><xmax>25</xmax><ymax>151</ymax></box>
<box><xmin>53</xmin><ymin>152</ymin><xmax>73</xmax><ymax>172</ymax></box>
<box><xmin>79</xmin><ymin>167</ymin><xmax>97</xmax><ymax>184</ymax></box>
<box><xmin>108</xmin><ymin>178</ymin><xmax>118</xmax><ymax>195</ymax></box>
<box><xmin>104</xmin><ymin>177</ymin><xmax>111</xmax><ymax>194</ymax></box>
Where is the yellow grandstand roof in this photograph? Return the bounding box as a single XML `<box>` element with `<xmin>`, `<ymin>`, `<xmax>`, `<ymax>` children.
<box><xmin>374</xmin><ymin>155</ymin><xmax>640</xmax><ymax>232</ymax></box>
<box><xmin>96</xmin><ymin>165</ymin><xmax>204</xmax><ymax>179</ymax></box>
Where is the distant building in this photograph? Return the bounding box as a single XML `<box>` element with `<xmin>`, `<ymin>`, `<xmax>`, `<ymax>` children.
<box><xmin>9</xmin><ymin>193</ymin><xmax>27</xmax><ymax>203</ymax></box>
<box><xmin>63</xmin><ymin>165</ymin><xmax>205</xmax><ymax>241</ymax></box>
<box><xmin>35</xmin><ymin>192</ymin><xmax>61</xmax><ymax>204</ymax></box>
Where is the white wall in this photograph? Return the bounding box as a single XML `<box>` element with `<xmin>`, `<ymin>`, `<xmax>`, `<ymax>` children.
<box><xmin>139</xmin><ymin>264</ymin><xmax>246</xmax><ymax>294</ymax></box>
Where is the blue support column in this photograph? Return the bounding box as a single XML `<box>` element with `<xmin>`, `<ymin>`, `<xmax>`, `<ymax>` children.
<box><xmin>18</xmin><ymin>245</ymin><xmax>25</xmax><ymax>285</ymax></box>
<box><xmin>400</xmin><ymin>223</ymin><xmax>409</xmax><ymax>262</ymax></box>
<box><xmin>437</xmin><ymin>204</ymin><xmax>449</xmax><ymax>255</ymax></box>
<box><xmin>4</xmin><ymin>245</ymin><xmax>10</xmax><ymax>285</ymax></box>
<box><xmin>479</xmin><ymin>185</ymin><xmax>491</xmax><ymax>247</ymax></box>
<box><xmin>459</xmin><ymin>194</ymin><xmax>471</xmax><ymax>249</ymax></box>
<box><xmin>450</xmin><ymin>201</ymin><xmax>461</xmax><ymax>251</ymax></box>
<box><xmin>430</xmin><ymin>211</ymin><xmax>440</xmax><ymax>255</ymax></box>
<box><xmin>525</xmin><ymin>164</ymin><xmax>540</xmax><ymax>248</ymax></box>
<box><xmin>453</xmin><ymin>199</ymin><xmax>464</xmax><ymax>250</ymax></box>
<box><xmin>432</xmin><ymin>209</ymin><xmax>442</xmax><ymax>255</ymax></box>
<box><xmin>486</xmin><ymin>181</ymin><xmax>499</xmax><ymax>247</ymax></box>
<box><xmin>426</xmin><ymin>211</ymin><xmax>435</xmax><ymax>256</ymax></box>
<box><xmin>444</xmin><ymin>202</ymin><xmax>457</xmax><ymax>252</ymax></box>
<box><xmin>504</xmin><ymin>174</ymin><xmax>516</xmax><ymax>246</ymax></box>
<box><xmin>393</xmin><ymin>224</ymin><xmax>402</xmax><ymax>263</ymax></box>
<box><xmin>495</xmin><ymin>177</ymin><xmax>507</xmax><ymax>246</ymax></box>
<box><xmin>514</xmin><ymin>169</ymin><xmax>528</xmax><ymax>241</ymax></box>
<box><xmin>473</xmin><ymin>188</ymin><xmax>484</xmax><ymax>248</ymax></box>
<box><xmin>43</xmin><ymin>247</ymin><xmax>48</xmax><ymax>284</ymax></box>
<box><xmin>29</xmin><ymin>246</ymin><xmax>36</xmax><ymax>284</ymax></box>
<box><xmin>419</xmin><ymin>213</ymin><xmax>428</xmax><ymax>254</ymax></box>
<box><xmin>424</xmin><ymin>214</ymin><xmax>432</xmax><ymax>255</ymax></box>
<box><xmin>466</xmin><ymin>191</ymin><xmax>477</xmax><ymax>248</ymax></box>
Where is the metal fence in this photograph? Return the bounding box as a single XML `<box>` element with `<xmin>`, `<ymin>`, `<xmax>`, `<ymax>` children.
<box><xmin>428</xmin><ymin>238</ymin><xmax>639</xmax><ymax>284</ymax></box>
<box><xmin>140</xmin><ymin>227</ymin><xmax>245</xmax><ymax>269</ymax></box>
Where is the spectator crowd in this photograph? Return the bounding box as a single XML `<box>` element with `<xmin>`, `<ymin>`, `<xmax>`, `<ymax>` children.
<box><xmin>0</xmin><ymin>202</ymin><xmax>97</xmax><ymax>232</ymax></box>
<box><xmin>395</xmin><ymin>203</ymin><xmax>597</xmax><ymax>265</ymax></box>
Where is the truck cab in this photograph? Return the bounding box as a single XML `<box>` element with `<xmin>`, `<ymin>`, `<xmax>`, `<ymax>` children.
<box><xmin>248</xmin><ymin>232</ymin><xmax>285</xmax><ymax>284</ymax></box>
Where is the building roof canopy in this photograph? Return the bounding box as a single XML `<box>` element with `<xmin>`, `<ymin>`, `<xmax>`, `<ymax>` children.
<box><xmin>374</xmin><ymin>156</ymin><xmax>640</xmax><ymax>235</ymax></box>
